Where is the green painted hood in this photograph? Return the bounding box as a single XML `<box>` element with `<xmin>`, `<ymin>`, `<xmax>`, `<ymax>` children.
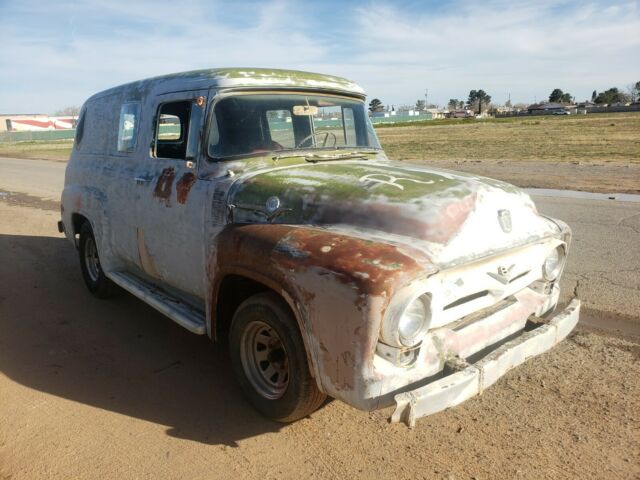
<box><xmin>228</xmin><ymin>159</ymin><xmax>553</xmax><ymax>260</ymax></box>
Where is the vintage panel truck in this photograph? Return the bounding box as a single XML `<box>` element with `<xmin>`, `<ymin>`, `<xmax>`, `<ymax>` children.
<box><xmin>59</xmin><ymin>68</ymin><xmax>580</xmax><ymax>426</ymax></box>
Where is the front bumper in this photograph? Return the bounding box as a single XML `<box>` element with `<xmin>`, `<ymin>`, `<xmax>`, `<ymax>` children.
<box><xmin>390</xmin><ymin>299</ymin><xmax>580</xmax><ymax>427</ymax></box>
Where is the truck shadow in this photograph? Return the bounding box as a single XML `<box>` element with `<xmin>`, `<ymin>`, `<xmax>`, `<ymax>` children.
<box><xmin>0</xmin><ymin>233</ymin><xmax>287</xmax><ymax>446</ymax></box>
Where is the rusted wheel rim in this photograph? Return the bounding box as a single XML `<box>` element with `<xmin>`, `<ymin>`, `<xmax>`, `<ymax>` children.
<box><xmin>84</xmin><ymin>236</ymin><xmax>100</xmax><ymax>282</ymax></box>
<box><xmin>240</xmin><ymin>320</ymin><xmax>289</xmax><ymax>399</ymax></box>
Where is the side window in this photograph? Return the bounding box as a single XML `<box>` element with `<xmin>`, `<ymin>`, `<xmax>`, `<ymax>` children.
<box><xmin>266</xmin><ymin>110</ymin><xmax>295</xmax><ymax>148</ymax></box>
<box><xmin>117</xmin><ymin>103</ymin><xmax>140</xmax><ymax>152</ymax></box>
<box><xmin>155</xmin><ymin>101</ymin><xmax>192</xmax><ymax>159</ymax></box>
<box><xmin>74</xmin><ymin>107</ymin><xmax>86</xmax><ymax>146</ymax></box>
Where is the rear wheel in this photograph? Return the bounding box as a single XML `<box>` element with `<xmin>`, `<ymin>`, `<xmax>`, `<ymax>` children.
<box><xmin>229</xmin><ymin>292</ymin><xmax>326</xmax><ymax>422</ymax></box>
<box><xmin>78</xmin><ymin>222</ymin><xmax>118</xmax><ymax>298</ymax></box>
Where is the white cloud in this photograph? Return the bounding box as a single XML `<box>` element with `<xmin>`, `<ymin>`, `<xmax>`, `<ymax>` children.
<box><xmin>0</xmin><ymin>0</ymin><xmax>638</xmax><ymax>112</ymax></box>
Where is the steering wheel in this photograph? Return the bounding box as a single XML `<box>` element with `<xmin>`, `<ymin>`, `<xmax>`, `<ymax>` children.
<box><xmin>295</xmin><ymin>132</ymin><xmax>337</xmax><ymax>149</ymax></box>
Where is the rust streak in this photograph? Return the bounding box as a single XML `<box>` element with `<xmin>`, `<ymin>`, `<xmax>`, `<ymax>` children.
<box><xmin>153</xmin><ymin>167</ymin><xmax>176</xmax><ymax>206</ymax></box>
<box><xmin>176</xmin><ymin>172</ymin><xmax>197</xmax><ymax>205</ymax></box>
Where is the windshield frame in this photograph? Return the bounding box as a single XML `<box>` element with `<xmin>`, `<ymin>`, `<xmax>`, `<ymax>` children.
<box><xmin>204</xmin><ymin>89</ymin><xmax>382</xmax><ymax>162</ymax></box>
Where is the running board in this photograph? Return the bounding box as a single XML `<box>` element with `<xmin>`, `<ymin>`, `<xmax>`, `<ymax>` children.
<box><xmin>108</xmin><ymin>272</ymin><xmax>206</xmax><ymax>335</ymax></box>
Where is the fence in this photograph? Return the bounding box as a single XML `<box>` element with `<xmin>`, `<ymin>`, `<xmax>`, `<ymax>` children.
<box><xmin>0</xmin><ymin>130</ymin><xmax>76</xmax><ymax>143</ymax></box>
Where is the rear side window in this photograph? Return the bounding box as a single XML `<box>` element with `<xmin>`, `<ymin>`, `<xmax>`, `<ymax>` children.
<box><xmin>155</xmin><ymin>101</ymin><xmax>192</xmax><ymax>159</ymax></box>
<box><xmin>74</xmin><ymin>107</ymin><xmax>86</xmax><ymax>146</ymax></box>
<box><xmin>117</xmin><ymin>103</ymin><xmax>140</xmax><ymax>152</ymax></box>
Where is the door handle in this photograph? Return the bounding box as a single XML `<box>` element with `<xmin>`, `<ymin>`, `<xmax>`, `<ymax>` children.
<box><xmin>135</xmin><ymin>176</ymin><xmax>151</xmax><ymax>185</ymax></box>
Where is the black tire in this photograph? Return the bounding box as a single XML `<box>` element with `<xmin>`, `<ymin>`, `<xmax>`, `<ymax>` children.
<box><xmin>229</xmin><ymin>292</ymin><xmax>326</xmax><ymax>422</ymax></box>
<box><xmin>78</xmin><ymin>222</ymin><xmax>118</xmax><ymax>298</ymax></box>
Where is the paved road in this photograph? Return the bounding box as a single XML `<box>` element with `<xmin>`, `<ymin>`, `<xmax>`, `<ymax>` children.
<box><xmin>1</xmin><ymin>156</ymin><xmax>638</xmax><ymax>334</ymax></box>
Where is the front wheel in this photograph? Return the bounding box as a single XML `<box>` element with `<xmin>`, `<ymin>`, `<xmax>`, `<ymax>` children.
<box><xmin>78</xmin><ymin>222</ymin><xmax>118</xmax><ymax>298</ymax></box>
<box><xmin>229</xmin><ymin>292</ymin><xmax>326</xmax><ymax>422</ymax></box>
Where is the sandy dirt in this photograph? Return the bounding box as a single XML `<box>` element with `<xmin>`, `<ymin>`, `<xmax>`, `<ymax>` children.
<box><xmin>0</xmin><ymin>192</ymin><xmax>639</xmax><ymax>479</ymax></box>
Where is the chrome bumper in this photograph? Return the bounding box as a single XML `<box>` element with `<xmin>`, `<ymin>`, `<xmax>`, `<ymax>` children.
<box><xmin>390</xmin><ymin>299</ymin><xmax>580</xmax><ymax>427</ymax></box>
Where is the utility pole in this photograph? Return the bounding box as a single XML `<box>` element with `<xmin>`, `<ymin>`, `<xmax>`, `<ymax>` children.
<box><xmin>424</xmin><ymin>88</ymin><xmax>428</xmax><ymax>109</ymax></box>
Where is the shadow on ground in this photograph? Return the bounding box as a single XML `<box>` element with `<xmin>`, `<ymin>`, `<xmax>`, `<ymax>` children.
<box><xmin>0</xmin><ymin>233</ymin><xmax>285</xmax><ymax>446</ymax></box>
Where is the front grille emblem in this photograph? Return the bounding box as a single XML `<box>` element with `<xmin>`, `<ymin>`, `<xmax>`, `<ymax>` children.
<box><xmin>498</xmin><ymin>209</ymin><xmax>512</xmax><ymax>233</ymax></box>
<box><xmin>488</xmin><ymin>264</ymin><xmax>516</xmax><ymax>284</ymax></box>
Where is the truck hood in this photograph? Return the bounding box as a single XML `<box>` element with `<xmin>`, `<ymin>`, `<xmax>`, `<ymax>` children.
<box><xmin>227</xmin><ymin>159</ymin><xmax>556</xmax><ymax>265</ymax></box>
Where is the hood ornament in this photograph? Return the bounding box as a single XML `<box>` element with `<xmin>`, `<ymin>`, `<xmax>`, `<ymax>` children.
<box><xmin>497</xmin><ymin>209</ymin><xmax>512</xmax><ymax>233</ymax></box>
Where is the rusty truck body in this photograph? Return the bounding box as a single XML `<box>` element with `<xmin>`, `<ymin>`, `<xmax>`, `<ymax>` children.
<box><xmin>59</xmin><ymin>68</ymin><xmax>580</xmax><ymax>426</ymax></box>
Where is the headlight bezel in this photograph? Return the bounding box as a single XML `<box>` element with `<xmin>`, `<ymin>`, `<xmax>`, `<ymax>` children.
<box><xmin>380</xmin><ymin>293</ymin><xmax>432</xmax><ymax>348</ymax></box>
<box><xmin>543</xmin><ymin>245</ymin><xmax>566</xmax><ymax>281</ymax></box>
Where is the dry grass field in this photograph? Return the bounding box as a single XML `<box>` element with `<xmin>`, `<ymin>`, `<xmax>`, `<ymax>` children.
<box><xmin>0</xmin><ymin>112</ymin><xmax>638</xmax><ymax>192</ymax></box>
<box><xmin>0</xmin><ymin>139</ymin><xmax>74</xmax><ymax>162</ymax></box>
<box><xmin>376</xmin><ymin>112</ymin><xmax>640</xmax><ymax>163</ymax></box>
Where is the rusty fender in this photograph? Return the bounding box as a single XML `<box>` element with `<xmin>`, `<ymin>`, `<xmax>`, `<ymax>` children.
<box><xmin>209</xmin><ymin>223</ymin><xmax>435</xmax><ymax>406</ymax></box>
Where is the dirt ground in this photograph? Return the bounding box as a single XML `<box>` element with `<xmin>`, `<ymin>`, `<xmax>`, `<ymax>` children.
<box><xmin>1</xmin><ymin>192</ymin><xmax>639</xmax><ymax>479</ymax></box>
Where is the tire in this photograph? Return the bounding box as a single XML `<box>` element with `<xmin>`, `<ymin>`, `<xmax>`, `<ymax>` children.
<box><xmin>78</xmin><ymin>222</ymin><xmax>118</xmax><ymax>298</ymax></box>
<box><xmin>229</xmin><ymin>292</ymin><xmax>326</xmax><ymax>422</ymax></box>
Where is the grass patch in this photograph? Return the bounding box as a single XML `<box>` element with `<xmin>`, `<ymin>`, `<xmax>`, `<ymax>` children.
<box><xmin>375</xmin><ymin>112</ymin><xmax>640</xmax><ymax>163</ymax></box>
<box><xmin>0</xmin><ymin>139</ymin><xmax>73</xmax><ymax>162</ymax></box>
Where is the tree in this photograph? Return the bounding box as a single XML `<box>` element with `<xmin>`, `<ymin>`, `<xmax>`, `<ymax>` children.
<box><xmin>549</xmin><ymin>89</ymin><xmax>564</xmax><ymax>102</ymax></box>
<box><xmin>415</xmin><ymin>99</ymin><xmax>426</xmax><ymax>111</ymax></box>
<box><xmin>594</xmin><ymin>87</ymin><xmax>630</xmax><ymax>105</ymax></box>
<box><xmin>591</xmin><ymin>90</ymin><xmax>597</xmax><ymax>102</ymax></box>
<box><xmin>549</xmin><ymin>89</ymin><xmax>572</xmax><ymax>103</ymax></box>
<box><xmin>368</xmin><ymin>98</ymin><xmax>384</xmax><ymax>115</ymax></box>
<box><xmin>448</xmin><ymin>98</ymin><xmax>462</xmax><ymax>110</ymax></box>
<box><xmin>626</xmin><ymin>81</ymin><xmax>640</xmax><ymax>103</ymax></box>
<box><xmin>54</xmin><ymin>106</ymin><xmax>80</xmax><ymax>116</ymax></box>
<box><xmin>467</xmin><ymin>89</ymin><xmax>492</xmax><ymax>114</ymax></box>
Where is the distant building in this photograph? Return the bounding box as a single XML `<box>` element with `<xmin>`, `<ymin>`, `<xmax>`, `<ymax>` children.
<box><xmin>0</xmin><ymin>114</ymin><xmax>77</xmax><ymax>132</ymax></box>
<box><xmin>425</xmin><ymin>108</ymin><xmax>446</xmax><ymax>119</ymax></box>
<box><xmin>526</xmin><ymin>103</ymin><xmax>575</xmax><ymax>115</ymax></box>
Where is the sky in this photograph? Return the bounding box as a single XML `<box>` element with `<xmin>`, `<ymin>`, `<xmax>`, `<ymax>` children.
<box><xmin>1</xmin><ymin>0</ymin><xmax>639</xmax><ymax>114</ymax></box>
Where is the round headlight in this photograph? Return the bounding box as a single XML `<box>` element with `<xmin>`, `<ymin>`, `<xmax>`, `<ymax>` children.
<box><xmin>543</xmin><ymin>246</ymin><xmax>565</xmax><ymax>281</ymax></box>
<box><xmin>397</xmin><ymin>296</ymin><xmax>430</xmax><ymax>346</ymax></box>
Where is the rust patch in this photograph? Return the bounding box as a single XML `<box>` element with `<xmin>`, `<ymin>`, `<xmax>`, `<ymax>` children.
<box><xmin>176</xmin><ymin>172</ymin><xmax>197</xmax><ymax>205</ymax></box>
<box><xmin>153</xmin><ymin>167</ymin><xmax>176</xmax><ymax>206</ymax></box>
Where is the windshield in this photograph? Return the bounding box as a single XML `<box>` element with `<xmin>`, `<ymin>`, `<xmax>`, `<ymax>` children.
<box><xmin>207</xmin><ymin>93</ymin><xmax>381</xmax><ymax>159</ymax></box>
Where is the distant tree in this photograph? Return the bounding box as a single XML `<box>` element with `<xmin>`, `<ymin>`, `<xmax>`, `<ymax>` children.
<box><xmin>594</xmin><ymin>87</ymin><xmax>630</xmax><ymax>105</ymax></box>
<box><xmin>549</xmin><ymin>89</ymin><xmax>564</xmax><ymax>102</ymax></box>
<box><xmin>448</xmin><ymin>98</ymin><xmax>461</xmax><ymax>110</ymax></box>
<box><xmin>591</xmin><ymin>90</ymin><xmax>597</xmax><ymax>102</ymax></box>
<box><xmin>549</xmin><ymin>89</ymin><xmax>572</xmax><ymax>103</ymax></box>
<box><xmin>458</xmin><ymin>100</ymin><xmax>464</xmax><ymax>109</ymax></box>
<box><xmin>467</xmin><ymin>89</ymin><xmax>492</xmax><ymax>114</ymax></box>
<box><xmin>368</xmin><ymin>98</ymin><xmax>384</xmax><ymax>115</ymax></box>
<box><xmin>54</xmin><ymin>106</ymin><xmax>80</xmax><ymax>116</ymax></box>
<box><xmin>627</xmin><ymin>81</ymin><xmax>640</xmax><ymax>103</ymax></box>
<box><xmin>505</xmin><ymin>99</ymin><xmax>512</xmax><ymax>108</ymax></box>
<box><xmin>415</xmin><ymin>99</ymin><xmax>426</xmax><ymax>110</ymax></box>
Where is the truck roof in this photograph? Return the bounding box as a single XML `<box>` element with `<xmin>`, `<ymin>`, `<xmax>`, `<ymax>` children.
<box><xmin>88</xmin><ymin>68</ymin><xmax>365</xmax><ymax>102</ymax></box>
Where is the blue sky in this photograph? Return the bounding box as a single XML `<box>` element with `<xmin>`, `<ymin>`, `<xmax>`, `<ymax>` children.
<box><xmin>1</xmin><ymin>0</ymin><xmax>639</xmax><ymax>113</ymax></box>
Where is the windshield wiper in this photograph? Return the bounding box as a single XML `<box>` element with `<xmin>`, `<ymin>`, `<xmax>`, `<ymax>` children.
<box><xmin>272</xmin><ymin>149</ymin><xmax>377</xmax><ymax>163</ymax></box>
<box><xmin>304</xmin><ymin>150</ymin><xmax>377</xmax><ymax>163</ymax></box>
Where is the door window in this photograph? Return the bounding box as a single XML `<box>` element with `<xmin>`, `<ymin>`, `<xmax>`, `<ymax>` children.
<box><xmin>155</xmin><ymin>101</ymin><xmax>192</xmax><ymax>159</ymax></box>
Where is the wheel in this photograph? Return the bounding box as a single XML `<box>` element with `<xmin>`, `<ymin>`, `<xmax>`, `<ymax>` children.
<box><xmin>229</xmin><ymin>292</ymin><xmax>326</xmax><ymax>422</ymax></box>
<box><xmin>78</xmin><ymin>222</ymin><xmax>118</xmax><ymax>298</ymax></box>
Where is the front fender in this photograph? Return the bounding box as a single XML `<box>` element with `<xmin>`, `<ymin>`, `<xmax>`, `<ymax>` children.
<box><xmin>210</xmin><ymin>223</ymin><xmax>434</xmax><ymax>406</ymax></box>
